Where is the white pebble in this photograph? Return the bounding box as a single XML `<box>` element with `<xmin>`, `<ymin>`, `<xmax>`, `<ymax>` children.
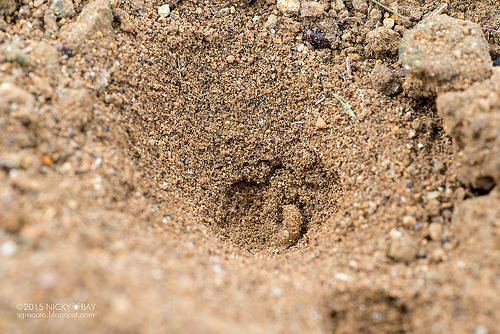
<box><xmin>1</xmin><ymin>241</ymin><xmax>18</xmax><ymax>257</ymax></box>
<box><xmin>158</xmin><ymin>4</ymin><xmax>170</xmax><ymax>18</ymax></box>
<box><xmin>334</xmin><ymin>272</ymin><xmax>353</xmax><ymax>282</ymax></box>
<box><xmin>383</xmin><ymin>17</ymin><xmax>395</xmax><ymax>29</ymax></box>
<box><xmin>277</xmin><ymin>0</ymin><xmax>300</xmax><ymax>14</ymax></box>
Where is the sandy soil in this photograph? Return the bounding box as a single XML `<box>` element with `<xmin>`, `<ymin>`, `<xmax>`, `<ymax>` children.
<box><xmin>0</xmin><ymin>0</ymin><xmax>499</xmax><ymax>333</ymax></box>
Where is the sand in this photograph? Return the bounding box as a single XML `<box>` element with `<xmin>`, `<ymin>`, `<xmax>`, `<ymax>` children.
<box><xmin>0</xmin><ymin>0</ymin><xmax>499</xmax><ymax>332</ymax></box>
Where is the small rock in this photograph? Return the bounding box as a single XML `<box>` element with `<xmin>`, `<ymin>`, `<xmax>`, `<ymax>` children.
<box><xmin>475</xmin><ymin>325</ymin><xmax>489</xmax><ymax>334</ymax></box>
<box><xmin>426</xmin><ymin>199</ymin><xmax>441</xmax><ymax>217</ymax></box>
<box><xmin>426</xmin><ymin>191</ymin><xmax>441</xmax><ymax>201</ymax></box>
<box><xmin>303</xmin><ymin>29</ymin><xmax>331</xmax><ymax>49</ymax></box>
<box><xmin>0</xmin><ymin>205</ymin><xmax>25</xmax><ymax>233</ymax></box>
<box><xmin>334</xmin><ymin>272</ymin><xmax>353</xmax><ymax>282</ymax></box>
<box><xmin>402</xmin><ymin>215</ymin><xmax>417</xmax><ymax>228</ymax></box>
<box><xmin>264</xmin><ymin>14</ymin><xmax>277</xmax><ymax>29</ymax></box>
<box><xmin>226</xmin><ymin>55</ymin><xmax>235</xmax><ymax>63</ymax></box>
<box><xmin>50</xmin><ymin>0</ymin><xmax>75</xmax><ymax>18</ymax></box>
<box><xmin>277</xmin><ymin>0</ymin><xmax>300</xmax><ymax>15</ymax></box>
<box><xmin>315</xmin><ymin>115</ymin><xmax>327</xmax><ymax>130</ymax></box>
<box><xmin>383</xmin><ymin>17</ymin><xmax>395</xmax><ymax>29</ymax></box>
<box><xmin>169</xmin><ymin>10</ymin><xmax>179</xmax><ymax>20</ymax></box>
<box><xmin>59</xmin><ymin>0</ymin><xmax>114</xmax><ymax>51</ymax></box>
<box><xmin>388</xmin><ymin>230</ymin><xmax>418</xmax><ymax>263</ymax></box>
<box><xmin>1</xmin><ymin>240</ymin><xmax>17</xmax><ymax>257</ymax></box>
<box><xmin>281</xmin><ymin>205</ymin><xmax>303</xmax><ymax>245</ymax></box>
<box><xmin>430</xmin><ymin>248</ymin><xmax>446</xmax><ymax>262</ymax></box>
<box><xmin>367</xmin><ymin>26</ymin><xmax>401</xmax><ymax>56</ymax></box>
<box><xmin>158</xmin><ymin>4</ymin><xmax>170</xmax><ymax>18</ymax></box>
<box><xmin>400</xmin><ymin>15</ymin><xmax>492</xmax><ymax>96</ymax></box>
<box><xmin>428</xmin><ymin>223</ymin><xmax>442</xmax><ymax>241</ymax></box>
<box><xmin>300</xmin><ymin>2</ymin><xmax>325</xmax><ymax>17</ymax></box>
<box><xmin>370</xmin><ymin>63</ymin><xmax>402</xmax><ymax>96</ymax></box>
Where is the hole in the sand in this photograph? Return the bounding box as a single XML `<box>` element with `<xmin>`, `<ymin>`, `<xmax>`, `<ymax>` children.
<box><xmin>328</xmin><ymin>289</ymin><xmax>411</xmax><ymax>333</ymax></box>
<box><xmin>470</xmin><ymin>176</ymin><xmax>496</xmax><ymax>196</ymax></box>
<box><xmin>216</xmin><ymin>155</ymin><xmax>338</xmax><ymax>252</ymax></box>
<box><xmin>119</xmin><ymin>10</ymin><xmax>343</xmax><ymax>252</ymax></box>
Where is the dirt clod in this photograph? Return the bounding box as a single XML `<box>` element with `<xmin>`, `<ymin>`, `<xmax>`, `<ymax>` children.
<box><xmin>59</xmin><ymin>0</ymin><xmax>114</xmax><ymax>50</ymax></box>
<box><xmin>370</xmin><ymin>63</ymin><xmax>402</xmax><ymax>96</ymax></box>
<box><xmin>367</xmin><ymin>26</ymin><xmax>401</xmax><ymax>56</ymax></box>
<box><xmin>400</xmin><ymin>15</ymin><xmax>493</xmax><ymax>96</ymax></box>
<box><xmin>437</xmin><ymin>69</ymin><xmax>500</xmax><ymax>191</ymax></box>
<box><xmin>388</xmin><ymin>230</ymin><xmax>419</xmax><ymax>263</ymax></box>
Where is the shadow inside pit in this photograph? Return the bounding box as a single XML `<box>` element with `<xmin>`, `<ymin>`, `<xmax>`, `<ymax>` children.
<box><xmin>327</xmin><ymin>288</ymin><xmax>411</xmax><ymax>334</ymax></box>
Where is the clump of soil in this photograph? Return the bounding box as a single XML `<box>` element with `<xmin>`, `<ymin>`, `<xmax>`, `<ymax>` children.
<box><xmin>0</xmin><ymin>0</ymin><xmax>499</xmax><ymax>333</ymax></box>
<box><xmin>437</xmin><ymin>68</ymin><xmax>500</xmax><ymax>192</ymax></box>
<box><xmin>400</xmin><ymin>14</ymin><xmax>493</xmax><ymax>96</ymax></box>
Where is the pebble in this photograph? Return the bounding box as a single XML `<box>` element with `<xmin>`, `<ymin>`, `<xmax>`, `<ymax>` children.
<box><xmin>402</xmin><ymin>215</ymin><xmax>417</xmax><ymax>228</ymax></box>
<box><xmin>315</xmin><ymin>116</ymin><xmax>327</xmax><ymax>130</ymax></box>
<box><xmin>264</xmin><ymin>14</ymin><xmax>277</xmax><ymax>29</ymax></box>
<box><xmin>387</xmin><ymin>229</ymin><xmax>418</xmax><ymax>263</ymax></box>
<box><xmin>428</xmin><ymin>223</ymin><xmax>442</xmax><ymax>241</ymax></box>
<box><xmin>50</xmin><ymin>0</ymin><xmax>75</xmax><ymax>18</ymax></box>
<box><xmin>383</xmin><ymin>17</ymin><xmax>395</xmax><ymax>29</ymax></box>
<box><xmin>281</xmin><ymin>205</ymin><xmax>303</xmax><ymax>246</ymax></box>
<box><xmin>1</xmin><ymin>240</ymin><xmax>18</xmax><ymax>257</ymax></box>
<box><xmin>303</xmin><ymin>29</ymin><xmax>331</xmax><ymax>50</ymax></box>
<box><xmin>370</xmin><ymin>63</ymin><xmax>402</xmax><ymax>96</ymax></box>
<box><xmin>300</xmin><ymin>2</ymin><xmax>325</xmax><ymax>17</ymax></box>
<box><xmin>334</xmin><ymin>272</ymin><xmax>353</xmax><ymax>282</ymax></box>
<box><xmin>158</xmin><ymin>4</ymin><xmax>170</xmax><ymax>18</ymax></box>
<box><xmin>426</xmin><ymin>191</ymin><xmax>441</xmax><ymax>201</ymax></box>
<box><xmin>430</xmin><ymin>248</ymin><xmax>446</xmax><ymax>262</ymax></box>
<box><xmin>427</xmin><ymin>199</ymin><xmax>441</xmax><ymax>216</ymax></box>
<box><xmin>475</xmin><ymin>325</ymin><xmax>489</xmax><ymax>334</ymax></box>
<box><xmin>277</xmin><ymin>0</ymin><xmax>300</xmax><ymax>15</ymax></box>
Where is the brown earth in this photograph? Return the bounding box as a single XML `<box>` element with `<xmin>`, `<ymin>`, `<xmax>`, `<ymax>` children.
<box><xmin>0</xmin><ymin>0</ymin><xmax>499</xmax><ymax>333</ymax></box>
